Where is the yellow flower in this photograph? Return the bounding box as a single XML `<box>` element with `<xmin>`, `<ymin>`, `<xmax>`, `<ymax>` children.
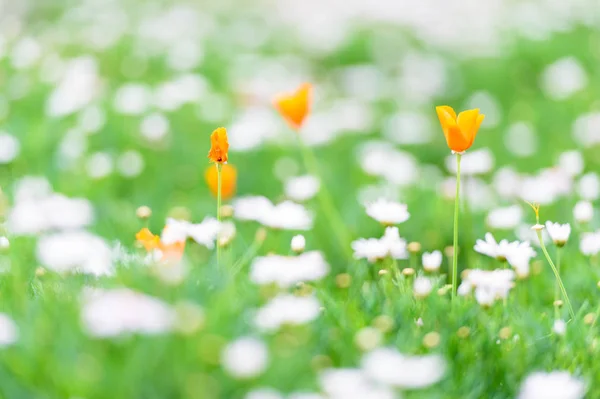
<box><xmin>435</xmin><ymin>106</ymin><xmax>485</xmax><ymax>153</ymax></box>
<box><xmin>136</xmin><ymin>227</ymin><xmax>186</xmax><ymax>263</ymax></box>
<box><xmin>136</xmin><ymin>228</ymin><xmax>160</xmax><ymax>251</ymax></box>
<box><xmin>205</xmin><ymin>163</ymin><xmax>237</xmax><ymax>200</ymax></box>
<box><xmin>207</xmin><ymin>127</ymin><xmax>229</xmax><ymax>163</ymax></box>
<box><xmin>273</xmin><ymin>83</ymin><xmax>312</xmax><ymax>130</ymax></box>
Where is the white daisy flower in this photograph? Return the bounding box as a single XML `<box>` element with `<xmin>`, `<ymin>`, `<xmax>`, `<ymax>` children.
<box><xmin>320</xmin><ymin>368</ymin><xmax>395</xmax><ymax>399</ymax></box>
<box><xmin>0</xmin><ymin>314</ymin><xmax>18</xmax><ymax>347</ymax></box>
<box><xmin>518</xmin><ymin>371</ymin><xmax>585</xmax><ymax>399</ymax></box>
<box><xmin>81</xmin><ymin>288</ymin><xmax>176</xmax><ymax>338</ymax></box>
<box><xmin>260</xmin><ymin>201</ymin><xmax>313</xmax><ymax>231</ymax></box>
<box><xmin>163</xmin><ymin>217</ymin><xmax>221</xmax><ymax>249</ymax></box>
<box><xmin>486</xmin><ymin>205</ymin><xmax>523</xmax><ymax>230</ymax></box>
<box><xmin>413</xmin><ymin>277</ymin><xmax>433</xmax><ymax>298</ymax></box>
<box><xmin>577</xmin><ymin>172</ymin><xmax>600</xmax><ymax>200</ymax></box>
<box><xmin>221</xmin><ymin>337</ymin><xmax>269</xmax><ymax>379</ymax></box>
<box><xmin>365</xmin><ymin>198</ymin><xmax>410</xmax><ymax>225</ymax></box>
<box><xmin>462</xmin><ymin>269</ymin><xmax>516</xmax><ymax>305</ymax></box>
<box><xmin>233</xmin><ymin>196</ymin><xmax>274</xmax><ymax>221</ymax></box>
<box><xmin>284</xmin><ymin>175</ymin><xmax>320</xmax><ymax>202</ymax></box>
<box><xmin>474</xmin><ymin>233</ymin><xmax>520</xmax><ymax>261</ymax></box>
<box><xmin>553</xmin><ymin>320</ymin><xmax>567</xmax><ymax>336</ymax></box>
<box><xmin>352</xmin><ymin>227</ymin><xmax>408</xmax><ymax>263</ymax></box>
<box><xmin>557</xmin><ymin>150</ymin><xmax>584</xmax><ymax>177</ymax></box>
<box><xmin>545</xmin><ymin>222</ymin><xmax>571</xmax><ymax>247</ymax></box>
<box><xmin>580</xmin><ymin>231</ymin><xmax>600</xmax><ymax>256</ymax></box>
<box><xmin>254</xmin><ymin>294</ymin><xmax>321</xmax><ymax>332</ymax></box>
<box><xmin>361</xmin><ymin>348</ymin><xmax>446</xmax><ymax>389</ymax></box>
<box><xmin>422</xmin><ymin>250</ymin><xmax>442</xmax><ymax>272</ymax></box>
<box><xmin>573</xmin><ymin>200</ymin><xmax>593</xmax><ymax>223</ymax></box>
<box><xmin>250</xmin><ymin>251</ymin><xmax>329</xmax><ymax>288</ymax></box>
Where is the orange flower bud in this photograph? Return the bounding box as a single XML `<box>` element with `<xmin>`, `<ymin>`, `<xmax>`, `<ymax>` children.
<box><xmin>205</xmin><ymin>163</ymin><xmax>237</xmax><ymax>200</ymax></box>
<box><xmin>274</xmin><ymin>83</ymin><xmax>312</xmax><ymax>130</ymax></box>
<box><xmin>207</xmin><ymin>127</ymin><xmax>229</xmax><ymax>163</ymax></box>
<box><xmin>435</xmin><ymin>106</ymin><xmax>485</xmax><ymax>153</ymax></box>
<box><xmin>136</xmin><ymin>228</ymin><xmax>160</xmax><ymax>251</ymax></box>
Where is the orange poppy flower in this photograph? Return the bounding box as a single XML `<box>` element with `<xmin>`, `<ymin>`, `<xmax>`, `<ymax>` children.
<box><xmin>435</xmin><ymin>106</ymin><xmax>485</xmax><ymax>153</ymax></box>
<box><xmin>136</xmin><ymin>227</ymin><xmax>186</xmax><ymax>263</ymax></box>
<box><xmin>207</xmin><ymin>127</ymin><xmax>229</xmax><ymax>164</ymax></box>
<box><xmin>273</xmin><ymin>83</ymin><xmax>312</xmax><ymax>130</ymax></box>
<box><xmin>205</xmin><ymin>163</ymin><xmax>237</xmax><ymax>200</ymax></box>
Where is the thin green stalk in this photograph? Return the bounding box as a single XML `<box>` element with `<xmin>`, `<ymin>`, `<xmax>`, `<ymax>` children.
<box><xmin>216</xmin><ymin>163</ymin><xmax>222</xmax><ymax>269</ymax></box>
<box><xmin>554</xmin><ymin>248</ymin><xmax>561</xmax><ymax>319</ymax></box>
<box><xmin>297</xmin><ymin>136</ymin><xmax>352</xmax><ymax>258</ymax></box>
<box><xmin>451</xmin><ymin>153</ymin><xmax>462</xmax><ymax>302</ymax></box>
<box><xmin>537</xmin><ymin>231</ymin><xmax>574</xmax><ymax>320</ymax></box>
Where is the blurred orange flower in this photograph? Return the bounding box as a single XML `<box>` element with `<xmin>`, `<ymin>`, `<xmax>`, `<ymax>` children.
<box><xmin>274</xmin><ymin>83</ymin><xmax>312</xmax><ymax>130</ymax></box>
<box><xmin>205</xmin><ymin>163</ymin><xmax>237</xmax><ymax>200</ymax></box>
<box><xmin>207</xmin><ymin>127</ymin><xmax>229</xmax><ymax>163</ymax></box>
<box><xmin>435</xmin><ymin>106</ymin><xmax>485</xmax><ymax>153</ymax></box>
<box><xmin>136</xmin><ymin>227</ymin><xmax>185</xmax><ymax>263</ymax></box>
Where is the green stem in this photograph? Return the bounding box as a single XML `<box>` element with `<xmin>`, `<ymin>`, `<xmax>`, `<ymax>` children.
<box><xmin>297</xmin><ymin>136</ymin><xmax>352</xmax><ymax>258</ymax></box>
<box><xmin>537</xmin><ymin>231</ymin><xmax>574</xmax><ymax>320</ymax></box>
<box><xmin>216</xmin><ymin>163</ymin><xmax>222</xmax><ymax>269</ymax></box>
<box><xmin>554</xmin><ymin>248</ymin><xmax>561</xmax><ymax>319</ymax></box>
<box><xmin>452</xmin><ymin>153</ymin><xmax>462</xmax><ymax>302</ymax></box>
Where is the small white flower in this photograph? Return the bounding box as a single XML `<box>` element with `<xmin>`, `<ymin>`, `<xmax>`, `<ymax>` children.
<box><xmin>580</xmin><ymin>231</ymin><xmax>600</xmax><ymax>256</ymax></box>
<box><xmin>463</xmin><ymin>269</ymin><xmax>516</xmax><ymax>306</ymax></box>
<box><xmin>222</xmin><ymin>337</ymin><xmax>269</xmax><ymax>379</ymax></box>
<box><xmin>245</xmin><ymin>388</ymin><xmax>283</xmax><ymax>399</ymax></box>
<box><xmin>365</xmin><ymin>198</ymin><xmax>410</xmax><ymax>225</ymax></box>
<box><xmin>545</xmin><ymin>221</ymin><xmax>571</xmax><ymax>247</ymax></box>
<box><xmin>541</xmin><ymin>57</ymin><xmax>588</xmax><ymax>100</ymax></box>
<box><xmin>457</xmin><ymin>282</ymin><xmax>472</xmax><ymax>296</ymax></box>
<box><xmin>0</xmin><ymin>314</ymin><xmax>18</xmax><ymax>346</ymax></box>
<box><xmin>577</xmin><ymin>172</ymin><xmax>600</xmax><ymax>200</ymax></box>
<box><xmin>250</xmin><ymin>251</ymin><xmax>329</xmax><ymax>288</ymax></box>
<box><xmin>260</xmin><ymin>201</ymin><xmax>313</xmax><ymax>231</ymax></box>
<box><xmin>218</xmin><ymin>221</ymin><xmax>237</xmax><ymax>247</ymax></box>
<box><xmin>506</xmin><ymin>241</ymin><xmax>537</xmax><ymax>277</ymax></box>
<box><xmin>291</xmin><ymin>234</ymin><xmax>306</xmax><ymax>253</ymax></box>
<box><xmin>413</xmin><ymin>277</ymin><xmax>433</xmax><ymax>298</ymax></box>
<box><xmin>573</xmin><ymin>200</ymin><xmax>594</xmax><ymax>223</ymax></box>
<box><xmin>445</xmin><ymin>148</ymin><xmax>494</xmax><ymax>176</ymax></box>
<box><xmin>361</xmin><ymin>348</ymin><xmax>446</xmax><ymax>389</ymax></box>
<box><xmin>255</xmin><ymin>294</ymin><xmax>321</xmax><ymax>332</ymax></box>
<box><xmin>422</xmin><ymin>250</ymin><xmax>442</xmax><ymax>272</ymax></box>
<box><xmin>486</xmin><ymin>205</ymin><xmax>523</xmax><ymax>230</ymax></box>
<box><xmin>284</xmin><ymin>175</ymin><xmax>320</xmax><ymax>202</ymax></box>
<box><xmin>163</xmin><ymin>217</ymin><xmax>222</xmax><ymax>249</ymax></box>
<box><xmin>518</xmin><ymin>371</ymin><xmax>585</xmax><ymax>399</ymax></box>
<box><xmin>0</xmin><ymin>237</ymin><xmax>9</xmax><ymax>250</ymax></box>
<box><xmin>352</xmin><ymin>227</ymin><xmax>408</xmax><ymax>262</ymax></box>
<box><xmin>475</xmin><ymin>233</ymin><xmax>532</xmax><ymax>262</ymax></box>
<box><xmin>320</xmin><ymin>368</ymin><xmax>395</xmax><ymax>399</ymax></box>
<box><xmin>553</xmin><ymin>320</ymin><xmax>567</xmax><ymax>336</ymax></box>
<box><xmin>81</xmin><ymin>288</ymin><xmax>176</xmax><ymax>338</ymax></box>
<box><xmin>0</xmin><ymin>133</ymin><xmax>20</xmax><ymax>164</ymax></box>
<box><xmin>558</xmin><ymin>150</ymin><xmax>584</xmax><ymax>177</ymax></box>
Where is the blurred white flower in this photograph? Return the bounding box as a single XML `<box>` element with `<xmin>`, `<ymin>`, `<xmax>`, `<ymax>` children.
<box><xmin>86</xmin><ymin>152</ymin><xmax>113</xmax><ymax>179</ymax></box>
<box><xmin>361</xmin><ymin>348</ymin><xmax>446</xmax><ymax>389</ymax></box>
<box><xmin>233</xmin><ymin>196</ymin><xmax>312</xmax><ymax>230</ymax></box>
<box><xmin>140</xmin><ymin>113</ymin><xmax>170</xmax><ymax>142</ymax></box>
<box><xmin>352</xmin><ymin>227</ymin><xmax>408</xmax><ymax>263</ymax></box>
<box><xmin>475</xmin><ymin>233</ymin><xmax>534</xmax><ymax>262</ymax></box>
<box><xmin>8</xmin><ymin>193</ymin><xmax>94</xmax><ymax>235</ymax></box>
<box><xmin>505</xmin><ymin>123</ymin><xmax>537</xmax><ymax>158</ymax></box>
<box><xmin>493</xmin><ymin>167</ymin><xmax>522</xmax><ymax>199</ymax></box>
<box><xmin>413</xmin><ymin>277</ymin><xmax>433</xmax><ymax>298</ymax></box>
<box><xmin>573</xmin><ymin>112</ymin><xmax>600</xmax><ymax>147</ymax></box>
<box><xmin>506</xmin><ymin>241</ymin><xmax>538</xmax><ymax>278</ymax></box>
<box><xmin>77</xmin><ymin>105</ymin><xmax>105</xmax><ymax>134</ymax></box>
<box><xmin>250</xmin><ymin>251</ymin><xmax>329</xmax><ymax>288</ymax></box>
<box><xmin>558</xmin><ymin>150</ymin><xmax>584</xmax><ymax>177</ymax></box>
<box><xmin>422</xmin><ymin>250</ymin><xmax>442</xmax><ymax>272</ymax></box>
<box><xmin>320</xmin><ymin>368</ymin><xmax>395</xmax><ymax>399</ymax></box>
<box><xmin>81</xmin><ymin>288</ymin><xmax>175</xmax><ymax>338</ymax></box>
<box><xmin>518</xmin><ymin>371</ymin><xmax>585</xmax><ymax>399</ymax></box>
<box><xmin>255</xmin><ymin>294</ymin><xmax>321</xmax><ymax>332</ymax></box>
<box><xmin>114</xmin><ymin>83</ymin><xmax>151</xmax><ymax>115</ymax></box>
<box><xmin>37</xmin><ymin>231</ymin><xmax>113</xmax><ymax>276</ymax></box>
<box><xmin>553</xmin><ymin>319</ymin><xmax>567</xmax><ymax>336</ymax></box>
<box><xmin>365</xmin><ymin>198</ymin><xmax>410</xmax><ymax>225</ymax></box>
<box><xmin>545</xmin><ymin>222</ymin><xmax>571</xmax><ymax>246</ymax></box>
<box><xmin>441</xmin><ymin>177</ymin><xmax>496</xmax><ymax>212</ymax></box>
<box><xmin>446</xmin><ymin>148</ymin><xmax>494</xmax><ymax>176</ymax></box>
<box><xmin>228</xmin><ymin>107</ymin><xmax>280</xmax><ymax>151</ymax></box>
<box><xmin>541</xmin><ymin>57</ymin><xmax>587</xmax><ymax>100</ymax></box>
<box><xmin>359</xmin><ymin>142</ymin><xmax>419</xmax><ymax>187</ymax></box>
<box><xmin>519</xmin><ymin>168</ymin><xmax>571</xmax><ymax>205</ymax></box>
<box><xmin>46</xmin><ymin>57</ymin><xmax>99</xmax><ymax>117</ymax></box>
<box><xmin>577</xmin><ymin>173</ymin><xmax>599</xmax><ymax>200</ymax></box>
<box><xmin>222</xmin><ymin>337</ymin><xmax>269</xmax><ymax>379</ymax></box>
<box><xmin>0</xmin><ymin>133</ymin><xmax>20</xmax><ymax>163</ymax></box>
<box><xmin>218</xmin><ymin>221</ymin><xmax>237</xmax><ymax>247</ymax></box>
<box><xmin>10</xmin><ymin>37</ymin><xmax>41</xmax><ymax>69</ymax></box>
<box><xmin>0</xmin><ymin>314</ymin><xmax>18</xmax><ymax>347</ymax></box>
<box><xmin>574</xmin><ymin>200</ymin><xmax>593</xmax><ymax>223</ymax></box>
<box><xmin>383</xmin><ymin>111</ymin><xmax>432</xmax><ymax>145</ymax></box>
<box><xmin>164</xmin><ymin>217</ymin><xmax>221</xmax><ymax>249</ymax></box>
<box><xmin>461</xmin><ymin>269</ymin><xmax>516</xmax><ymax>305</ymax></box>
<box><xmin>284</xmin><ymin>175</ymin><xmax>320</xmax><ymax>202</ymax></box>
<box><xmin>234</xmin><ymin>196</ymin><xmax>274</xmax><ymax>221</ymax></box>
<box><xmin>166</xmin><ymin>39</ymin><xmax>204</xmax><ymax>71</ymax></box>
<box><xmin>291</xmin><ymin>234</ymin><xmax>306</xmax><ymax>253</ymax></box>
<box><xmin>580</xmin><ymin>231</ymin><xmax>600</xmax><ymax>256</ymax></box>
<box><xmin>465</xmin><ymin>91</ymin><xmax>501</xmax><ymax>128</ymax></box>
<box><xmin>486</xmin><ymin>205</ymin><xmax>523</xmax><ymax>230</ymax></box>
<box><xmin>117</xmin><ymin>150</ymin><xmax>145</xmax><ymax>178</ymax></box>
<box><xmin>245</xmin><ymin>388</ymin><xmax>283</xmax><ymax>399</ymax></box>
<box><xmin>0</xmin><ymin>237</ymin><xmax>9</xmax><ymax>250</ymax></box>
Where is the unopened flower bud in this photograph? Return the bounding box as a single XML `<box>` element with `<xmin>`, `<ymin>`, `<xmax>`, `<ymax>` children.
<box><xmin>407</xmin><ymin>242</ymin><xmax>421</xmax><ymax>253</ymax></box>
<box><xmin>291</xmin><ymin>234</ymin><xmax>306</xmax><ymax>253</ymax></box>
<box><xmin>136</xmin><ymin>205</ymin><xmax>152</xmax><ymax>220</ymax></box>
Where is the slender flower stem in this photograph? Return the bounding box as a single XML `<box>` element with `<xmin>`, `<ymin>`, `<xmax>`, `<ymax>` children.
<box><xmin>296</xmin><ymin>136</ymin><xmax>352</xmax><ymax>258</ymax></box>
<box><xmin>536</xmin><ymin>231</ymin><xmax>574</xmax><ymax>320</ymax></box>
<box><xmin>216</xmin><ymin>163</ymin><xmax>222</xmax><ymax>268</ymax></box>
<box><xmin>554</xmin><ymin>247</ymin><xmax>562</xmax><ymax>319</ymax></box>
<box><xmin>451</xmin><ymin>153</ymin><xmax>462</xmax><ymax>302</ymax></box>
